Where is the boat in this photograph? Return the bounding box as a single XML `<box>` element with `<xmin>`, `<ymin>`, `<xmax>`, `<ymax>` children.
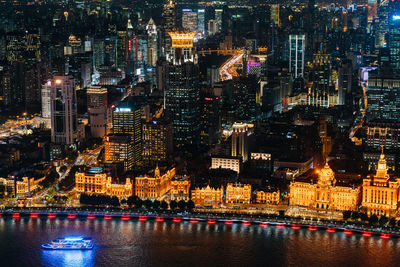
<box><xmin>41</xmin><ymin>237</ymin><xmax>94</xmax><ymax>250</ymax></box>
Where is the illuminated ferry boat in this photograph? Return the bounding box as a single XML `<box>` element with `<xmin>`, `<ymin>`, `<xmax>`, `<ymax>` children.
<box><xmin>41</xmin><ymin>237</ymin><xmax>94</xmax><ymax>250</ymax></box>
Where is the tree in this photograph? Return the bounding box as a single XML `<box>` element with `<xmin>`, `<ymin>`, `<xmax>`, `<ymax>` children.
<box><xmin>379</xmin><ymin>216</ymin><xmax>389</xmax><ymax>226</ymax></box>
<box><xmin>144</xmin><ymin>199</ymin><xmax>153</xmax><ymax>210</ymax></box>
<box><xmin>134</xmin><ymin>197</ymin><xmax>143</xmax><ymax>209</ymax></box>
<box><xmin>170</xmin><ymin>200</ymin><xmax>177</xmax><ymax>210</ymax></box>
<box><xmin>127</xmin><ymin>196</ymin><xmax>134</xmax><ymax>207</ymax></box>
<box><xmin>187</xmin><ymin>200</ymin><xmax>195</xmax><ymax>211</ymax></box>
<box><xmin>160</xmin><ymin>201</ymin><xmax>168</xmax><ymax>210</ymax></box>
<box><xmin>111</xmin><ymin>196</ymin><xmax>120</xmax><ymax>207</ymax></box>
<box><xmin>360</xmin><ymin>213</ymin><xmax>369</xmax><ymax>222</ymax></box>
<box><xmin>178</xmin><ymin>200</ymin><xmax>186</xmax><ymax>211</ymax></box>
<box><xmin>343</xmin><ymin>211</ymin><xmax>351</xmax><ymax>220</ymax></box>
<box><xmin>153</xmin><ymin>200</ymin><xmax>160</xmax><ymax>210</ymax></box>
<box><xmin>351</xmin><ymin>211</ymin><xmax>360</xmax><ymax>220</ymax></box>
<box><xmin>389</xmin><ymin>218</ymin><xmax>397</xmax><ymax>227</ymax></box>
<box><xmin>369</xmin><ymin>214</ymin><xmax>379</xmax><ymax>225</ymax></box>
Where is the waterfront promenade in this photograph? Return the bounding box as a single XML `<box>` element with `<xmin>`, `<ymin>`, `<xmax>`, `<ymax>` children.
<box><xmin>3</xmin><ymin>207</ymin><xmax>400</xmax><ymax>239</ymax></box>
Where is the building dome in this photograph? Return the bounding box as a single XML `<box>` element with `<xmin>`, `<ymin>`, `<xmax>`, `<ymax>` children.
<box><xmin>318</xmin><ymin>162</ymin><xmax>335</xmax><ymax>186</ymax></box>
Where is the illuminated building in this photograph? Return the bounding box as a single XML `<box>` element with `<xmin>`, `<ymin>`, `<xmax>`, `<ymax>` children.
<box><xmin>289</xmin><ymin>34</ymin><xmax>305</xmax><ymax>79</ymax></box>
<box><xmin>147</xmin><ymin>18</ymin><xmax>159</xmax><ymax>67</ymax></box>
<box><xmin>366</xmin><ymin>122</ymin><xmax>400</xmax><ymax>150</ymax></box>
<box><xmin>200</xmin><ymin>93</ymin><xmax>219</xmax><ymax>145</ymax></box>
<box><xmin>104</xmin><ymin>134</ymin><xmax>134</xmax><ymax>172</ymax></box>
<box><xmin>163</xmin><ymin>0</ymin><xmax>176</xmax><ymax>54</ymax></box>
<box><xmin>49</xmin><ymin>76</ymin><xmax>78</xmax><ymax>145</ymax></box>
<box><xmin>191</xmin><ymin>185</ymin><xmax>223</xmax><ymax>207</ymax></box>
<box><xmin>308</xmin><ymin>45</ymin><xmax>337</xmax><ymax>107</ymax></box>
<box><xmin>256</xmin><ymin>190</ymin><xmax>280</xmax><ymax>204</ymax></box>
<box><xmin>225</xmin><ymin>183</ymin><xmax>251</xmax><ymax>204</ymax></box>
<box><xmin>388</xmin><ymin>5</ymin><xmax>400</xmax><ymax>72</ymax></box>
<box><xmin>15</xmin><ymin>176</ymin><xmax>45</xmax><ymax>198</ymax></box>
<box><xmin>142</xmin><ymin>118</ymin><xmax>173</xmax><ymax>164</ymax></box>
<box><xmin>41</xmin><ymin>81</ymin><xmax>51</xmax><ymax>119</ymax></box>
<box><xmin>270</xmin><ymin>4</ymin><xmax>280</xmax><ymax>27</ymax></box>
<box><xmin>182</xmin><ymin>9</ymin><xmax>197</xmax><ymax>32</ymax></box>
<box><xmin>112</xmin><ymin>102</ymin><xmax>142</xmax><ymax>165</ymax></box>
<box><xmin>289</xmin><ymin>162</ymin><xmax>360</xmax><ymax>211</ymax></box>
<box><xmin>362</xmin><ymin>150</ymin><xmax>400</xmax><ymax>216</ymax></box>
<box><xmin>319</xmin><ymin>118</ymin><xmax>332</xmax><ymax>161</ymax></box>
<box><xmin>125</xmin><ymin>19</ymin><xmax>135</xmax><ymax>76</ymax></box>
<box><xmin>75</xmin><ymin>167</ymin><xmax>133</xmax><ymax>199</ymax></box>
<box><xmin>87</xmin><ymin>86</ymin><xmax>108</xmax><ymax>138</ymax></box>
<box><xmin>208</xmin><ymin>20</ymin><xmax>217</xmax><ymax>36</ymax></box>
<box><xmin>366</xmin><ymin>76</ymin><xmax>400</xmax><ymax>122</ymax></box>
<box><xmin>197</xmin><ymin>9</ymin><xmax>205</xmax><ymax>34</ymax></box>
<box><xmin>215</xmin><ymin>8</ymin><xmax>223</xmax><ymax>32</ymax></box>
<box><xmin>134</xmin><ymin>166</ymin><xmax>175</xmax><ymax>201</ymax></box>
<box><xmin>170</xmin><ymin>174</ymin><xmax>191</xmax><ymax>201</ymax></box>
<box><xmin>211</xmin><ymin>156</ymin><xmax>241</xmax><ymax>174</ymax></box>
<box><xmin>165</xmin><ymin>32</ymin><xmax>200</xmax><ymax>149</ymax></box>
<box><xmin>231</xmin><ymin>123</ymin><xmax>253</xmax><ymax>162</ymax></box>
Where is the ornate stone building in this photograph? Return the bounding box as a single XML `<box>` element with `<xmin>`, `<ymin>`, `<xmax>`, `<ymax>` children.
<box><xmin>191</xmin><ymin>185</ymin><xmax>223</xmax><ymax>207</ymax></box>
<box><xmin>362</xmin><ymin>151</ymin><xmax>400</xmax><ymax>216</ymax></box>
<box><xmin>226</xmin><ymin>183</ymin><xmax>251</xmax><ymax>204</ymax></box>
<box><xmin>170</xmin><ymin>174</ymin><xmax>191</xmax><ymax>201</ymax></box>
<box><xmin>134</xmin><ymin>166</ymin><xmax>175</xmax><ymax>201</ymax></box>
<box><xmin>75</xmin><ymin>167</ymin><xmax>133</xmax><ymax>199</ymax></box>
<box><xmin>256</xmin><ymin>190</ymin><xmax>280</xmax><ymax>204</ymax></box>
<box><xmin>289</xmin><ymin>162</ymin><xmax>360</xmax><ymax>211</ymax></box>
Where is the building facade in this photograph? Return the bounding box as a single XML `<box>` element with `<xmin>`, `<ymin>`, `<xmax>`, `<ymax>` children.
<box><xmin>362</xmin><ymin>151</ymin><xmax>400</xmax><ymax>216</ymax></box>
<box><xmin>134</xmin><ymin>166</ymin><xmax>175</xmax><ymax>201</ymax></box>
<box><xmin>75</xmin><ymin>167</ymin><xmax>133</xmax><ymax>199</ymax></box>
<box><xmin>225</xmin><ymin>183</ymin><xmax>251</xmax><ymax>204</ymax></box>
<box><xmin>170</xmin><ymin>174</ymin><xmax>191</xmax><ymax>201</ymax></box>
<box><xmin>256</xmin><ymin>190</ymin><xmax>280</xmax><ymax>204</ymax></box>
<box><xmin>191</xmin><ymin>185</ymin><xmax>223</xmax><ymax>207</ymax></box>
<box><xmin>289</xmin><ymin>162</ymin><xmax>360</xmax><ymax>211</ymax></box>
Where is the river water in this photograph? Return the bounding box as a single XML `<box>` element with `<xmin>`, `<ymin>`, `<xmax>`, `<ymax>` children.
<box><xmin>1</xmin><ymin>217</ymin><xmax>400</xmax><ymax>267</ymax></box>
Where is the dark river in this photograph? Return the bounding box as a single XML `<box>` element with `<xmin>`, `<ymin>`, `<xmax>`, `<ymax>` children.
<box><xmin>0</xmin><ymin>217</ymin><xmax>400</xmax><ymax>267</ymax></box>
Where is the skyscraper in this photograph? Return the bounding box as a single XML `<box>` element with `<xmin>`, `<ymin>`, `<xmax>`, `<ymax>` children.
<box><xmin>197</xmin><ymin>9</ymin><xmax>205</xmax><ymax>34</ymax></box>
<box><xmin>182</xmin><ymin>9</ymin><xmax>198</xmax><ymax>32</ymax></box>
<box><xmin>165</xmin><ymin>32</ymin><xmax>200</xmax><ymax>150</ymax></box>
<box><xmin>231</xmin><ymin>123</ymin><xmax>252</xmax><ymax>162</ymax></box>
<box><xmin>147</xmin><ymin>18</ymin><xmax>159</xmax><ymax>67</ymax></box>
<box><xmin>125</xmin><ymin>19</ymin><xmax>135</xmax><ymax>76</ymax></box>
<box><xmin>215</xmin><ymin>9</ymin><xmax>223</xmax><ymax>32</ymax></box>
<box><xmin>87</xmin><ymin>86</ymin><xmax>108</xmax><ymax>138</ymax></box>
<box><xmin>289</xmin><ymin>34</ymin><xmax>305</xmax><ymax>79</ymax></box>
<box><xmin>49</xmin><ymin>76</ymin><xmax>78</xmax><ymax>145</ymax></box>
<box><xmin>142</xmin><ymin>117</ymin><xmax>173</xmax><ymax>164</ymax></box>
<box><xmin>163</xmin><ymin>0</ymin><xmax>176</xmax><ymax>55</ymax></box>
<box><xmin>112</xmin><ymin>101</ymin><xmax>142</xmax><ymax>165</ymax></box>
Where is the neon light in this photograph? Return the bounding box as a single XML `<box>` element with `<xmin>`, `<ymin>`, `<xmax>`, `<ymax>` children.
<box><xmin>224</xmin><ymin>220</ymin><xmax>233</xmax><ymax>225</ymax></box>
<box><xmin>326</xmin><ymin>227</ymin><xmax>335</xmax><ymax>233</ymax></box>
<box><xmin>128</xmin><ymin>40</ymin><xmax>132</xmax><ymax>51</ymax></box>
<box><xmin>276</xmin><ymin>224</ymin><xmax>285</xmax><ymax>228</ymax></box>
<box><xmin>393</xmin><ymin>15</ymin><xmax>400</xmax><ymax>20</ymax></box>
<box><xmin>67</xmin><ymin>214</ymin><xmax>77</xmax><ymax>219</ymax></box>
<box><xmin>30</xmin><ymin>213</ymin><xmax>39</xmax><ymax>218</ymax></box>
<box><xmin>138</xmin><ymin>216</ymin><xmax>147</xmax><ymax>221</ymax></box>
<box><xmin>104</xmin><ymin>215</ymin><xmax>112</xmax><ymax>220</ymax></box>
<box><xmin>122</xmin><ymin>215</ymin><xmax>130</xmax><ymax>221</ymax></box>
<box><xmin>64</xmin><ymin>237</ymin><xmax>84</xmax><ymax>241</ymax></box>
<box><xmin>309</xmin><ymin>226</ymin><xmax>317</xmax><ymax>231</ymax></box>
<box><xmin>155</xmin><ymin>216</ymin><xmax>164</xmax><ymax>222</ymax></box>
<box><xmin>291</xmin><ymin>224</ymin><xmax>301</xmax><ymax>229</ymax></box>
<box><xmin>207</xmin><ymin>219</ymin><xmax>216</xmax><ymax>224</ymax></box>
<box><xmin>173</xmin><ymin>217</ymin><xmax>182</xmax><ymax>222</ymax></box>
<box><xmin>12</xmin><ymin>213</ymin><xmax>20</xmax><ymax>218</ymax></box>
<box><xmin>344</xmin><ymin>229</ymin><xmax>353</xmax><ymax>234</ymax></box>
<box><xmin>115</xmin><ymin>107</ymin><xmax>131</xmax><ymax>112</ymax></box>
<box><xmin>87</xmin><ymin>214</ymin><xmax>96</xmax><ymax>219</ymax></box>
<box><xmin>381</xmin><ymin>233</ymin><xmax>390</xmax><ymax>239</ymax></box>
<box><xmin>259</xmin><ymin>222</ymin><xmax>268</xmax><ymax>227</ymax></box>
<box><xmin>48</xmin><ymin>213</ymin><xmax>56</xmax><ymax>218</ymax></box>
<box><xmin>362</xmin><ymin>231</ymin><xmax>372</xmax><ymax>237</ymax></box>
<box><xmin>189</xmin><ymin>218</ymin><xmax>198</xmax><ymax>223</ymax></box>
<box><xmin>242</xmin><ymin>221</ymin><xmax>251</xmax><ymax>226</ymax></box>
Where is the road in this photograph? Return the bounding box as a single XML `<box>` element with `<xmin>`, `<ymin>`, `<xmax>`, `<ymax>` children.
<box><xmin>220</xmin><ymin>52</ymin><xmax>244</xmax><ymax>81</ymax></box>
<box><xmin>349</xmin><ymin>82</ymin><xmax>368</xmax><ymax>139</ymax></box>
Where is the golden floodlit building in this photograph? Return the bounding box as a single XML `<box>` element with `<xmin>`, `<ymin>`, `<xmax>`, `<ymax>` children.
<box><xmin>289</xmin><ymin>162</ymin><xmax>360</xmax><ymax>211</ymax></box>
<box><xmin>362</xmin><ymin>151</ymin><xmax>400</xmax><ymax>216</ymax></box>
<box><xmin>226</xmin><ymin>183</ymin><xmax>251</xmax><ymax>204</ymax></box>
<box><xmin>256</xmin><ymin>190</ymin><xmax>280</xmax><ymax>204</ymax></box>
<box><xmin>170</xmin><ymin>174</ymin><xmax>191</xmax><ymax>201</ymax></box>
<box><xmin>191</xmin><ymin>185</ymin><xmax>223</xmax><ymax>207</ymax></box>
<box><xmin>15</xmin><ymin>176</ymin><xmax>45</xmax><ymax>198</ymax></box>
<box><xmin>75</xmin><ymin>167</ymin><xmax>133</xmax><ymax>199</ymax></box>
<box><xmin>134</xmin><ymin>166</ymin><xmax>175</xmax><ymax>201</ymax></box>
